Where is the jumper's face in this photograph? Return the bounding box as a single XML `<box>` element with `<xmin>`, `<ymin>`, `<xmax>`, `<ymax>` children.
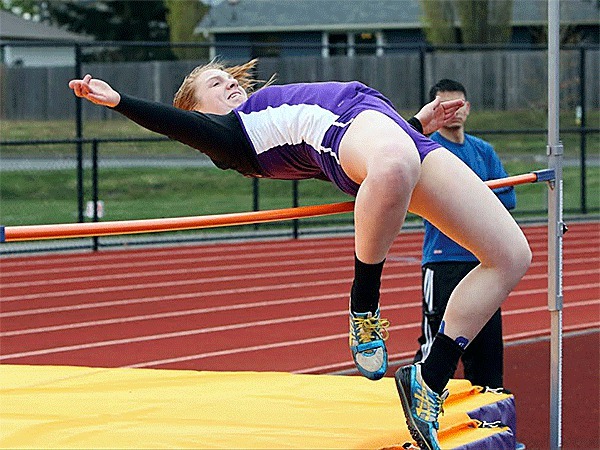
<box><xmin>437</xmin><ymin>91</ymin><xmax>470</xmax><ymax>129</ymax></box>
<box><xmin>193</xmin><ymin>69</ymin><xmax>248</xmax><ymax>114</ymax></box>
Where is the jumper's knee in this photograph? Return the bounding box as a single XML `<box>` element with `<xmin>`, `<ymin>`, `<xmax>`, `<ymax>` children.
<box><xmin>499</xmin><ymin>236</ymin><xmax>532</xmax><ymax>284</ymax></box>
<box><xmin>513</xmin><ymin>240</ymin><xmax>533</xmax><ymax>277</ymax></box>
<box><xmin>366</xmin><ymin>150</ymin><xmax>421</xmax><ymax>198</ymax></box>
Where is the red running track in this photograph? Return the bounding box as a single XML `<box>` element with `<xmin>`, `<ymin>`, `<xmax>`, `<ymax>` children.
<box><xmin>0</xmin><ymin>221</ymin><xmax>598</xmax><ymax>372</ymax></box>
<box><xmin>1</xmin><ymin>221</ymin><xmax>599</xmax><ymax>447</ymax></box>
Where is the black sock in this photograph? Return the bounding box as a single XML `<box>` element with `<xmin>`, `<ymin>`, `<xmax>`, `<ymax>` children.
<box><xmin>421</xmin><ymin>333</ymin><xmax>464</xmax><ymax>395</ymax></box>
<box><xmin>350</xmin><ymin>254</ymin><xmax>385</xmax><ymax>314</ymax></box>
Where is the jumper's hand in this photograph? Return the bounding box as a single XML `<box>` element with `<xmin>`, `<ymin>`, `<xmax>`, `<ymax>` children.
<box><xmin>68</xmin><ymin>74</ymin><xmax>121</xmax><ymax>107</ymax></box>
<box><xmin>415</xmin><ymin>96</ymin><xmax>465</xmax><ymax>135</ymax></box>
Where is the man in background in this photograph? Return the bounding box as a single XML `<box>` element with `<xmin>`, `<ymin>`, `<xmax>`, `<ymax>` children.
<box><xmin>414</xmin><ymin>79</ymin><xmax>516</xmax><ymax>389</ymax></box>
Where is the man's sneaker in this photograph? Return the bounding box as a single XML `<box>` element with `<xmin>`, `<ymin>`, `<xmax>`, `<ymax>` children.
<box><xmin>349</xmin><ymin>308</ymin><xmax>389</xmax><ymax>380</ymax></box>
<box><xmin>395</xmin><ymin>363</ymin><xmax>448</xmax><ymax>450</ymax></box>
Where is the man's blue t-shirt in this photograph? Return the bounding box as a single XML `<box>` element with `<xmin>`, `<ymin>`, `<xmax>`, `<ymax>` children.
<box><xmin>422</xmin><ymin>132</ymin><xmax>516</xmax><ymax>265</ymax></box>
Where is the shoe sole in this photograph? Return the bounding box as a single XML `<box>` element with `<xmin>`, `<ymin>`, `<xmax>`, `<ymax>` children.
<box><xmin>395</xmin><ymin>367</ymin><xmax>434</xmax><ymax>450</ymax></box>
<box><xmin>351</xmin><ymin>347</ymin><xmax>387</xmax><ymax>380</ymax></box>
<box><xmin>350</xmin><ymin>338</ymin><xmax>388</xmax><ymax>380</ymax></box>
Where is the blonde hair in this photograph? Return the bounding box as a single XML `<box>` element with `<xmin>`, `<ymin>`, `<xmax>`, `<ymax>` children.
<box><xmin>173</xmin><ymin>58</ymin><xmax>275</xmax><ymax>111</ymax></box>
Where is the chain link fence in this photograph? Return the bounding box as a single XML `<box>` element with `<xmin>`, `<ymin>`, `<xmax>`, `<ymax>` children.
<box><xmin>1</xmin><ymin>42</ymin><xmax>598</xmax><ymax>254</ymax></box>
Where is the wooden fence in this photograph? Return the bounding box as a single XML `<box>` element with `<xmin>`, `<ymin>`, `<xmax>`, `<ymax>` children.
<box><xmin>1</xmin><ymin>47</ymin><xmax>598</xmax><ymax>120</ymax></box>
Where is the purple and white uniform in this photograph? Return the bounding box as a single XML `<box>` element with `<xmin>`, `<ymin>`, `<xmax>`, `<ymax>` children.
<box><xmin>112</xmin><ymin>81</ymin><xmax>441</xmax><ymax>197</ymax></box>
<box><xmin>236</xmin><ymin>81</ymin><xmax>441</xmax><ymax>196</ymax></box>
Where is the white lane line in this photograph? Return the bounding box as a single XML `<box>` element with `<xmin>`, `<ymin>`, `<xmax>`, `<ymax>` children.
<box><xmin>0</xmin><ymin>282</ymin><xmax>420</xmax><ymax>318</ymax></box>
<box><xmin>125</xmin><ymin>321</ymin><xmax>423</xmax><ymax>369</ymax></box>
<box><xmin>0</xmin><ymin>300</ymin><xmax>422</xmax><ymax>360</ymax></box>
<box><xmin>293</xmin><ymin>323</ymin><xmax>600</xmax><ymax>374</ymax></box>
<box><xmin>127</xmin><ymin>307</ymin><xmax>600</xmax><ymax>370</ymax></box>
<box><xmin>1</xmin><ymin>255</ymin><xmax>416</xmax><ymax>288</ymax></box>
<box><xmin>0</xmin><ymin>291</ymin><xmax>419</xmax><ymax>337</ymax></box>
<box><xmin>1</xmin><ymin>293</ymin><xmax>596</xmax><ymax>363</ymax></box>
<box><xmin>2</xmin><ymin>284</ymin><xmax>599</xmax><ymax>339</ymax></box>
<box><xmin>0</xmin><ymin>243</ymin><xmax>361</xmax><ymax>275</ymax></box>
<box><xmin>2</xmin><ymin>252</ymin><xmax>595</xmax><ymax>289</ymax></box>
<box><xmin>2</xmin><ymin>262</ymin><xmax>597</xmax><ymax>306</ymax></box>
<box><xmin>0</xmin><ymin>264</ymin><xmax>420</xmax><ymax>302</ymax></box>
<box><xmin>1</xmin><ymin>223</ymin><xmax>593</xmax><ymax>272</ymax></box>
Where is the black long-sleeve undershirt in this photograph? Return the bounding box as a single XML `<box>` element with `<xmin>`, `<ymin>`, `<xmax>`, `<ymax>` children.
<box><xmin>111</xmin><ymin>93</ymin><xmax>425</xmax><ymax>178</ymax></box>
<box><xmin>112</xmin><ymin>94</ymin><xmax>262</xmax><ymax>177</ymax></box>
<box><xmin>407</xmin><ymin>116</ymin><xmax>423</xmax><ymax>134</ymax></box>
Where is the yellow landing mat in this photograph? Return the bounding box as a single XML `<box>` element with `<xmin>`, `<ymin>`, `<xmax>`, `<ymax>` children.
<box><xmin>0</xmin><ymin>365</ymin><xmax>511</xmax><ymax>449</ymax></box>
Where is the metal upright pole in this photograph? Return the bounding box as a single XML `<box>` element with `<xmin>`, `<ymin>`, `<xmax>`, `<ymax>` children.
<box><xmin>75</xmin><ymin>44</ymin><xmax>84</xmax><ymax>224</ymax></box>
<box><xmin>578</xmin><ymin>46</ymin><xmax>587</xmax><ymax>214</ymax></box>
<box><xmin>547</xmin><ymin>1</ymin><xmax>565</xmax><ymax>449</ymax></box>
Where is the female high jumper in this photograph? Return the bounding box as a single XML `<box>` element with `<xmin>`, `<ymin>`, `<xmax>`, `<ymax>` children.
<box><xmin>69</xmin><ymin>59</ymin><xmax>531</xmax><ymax>450</ymax></box>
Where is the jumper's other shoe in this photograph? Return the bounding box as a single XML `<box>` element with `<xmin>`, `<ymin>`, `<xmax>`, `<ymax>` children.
<box><xmin>349</xmin><ymin>308</ymin><xmax>389</xmax><ymax>380</ymax></box>
<box><xmin>395</xmin><ymin>363</ymin><xmax>449</xmax><ymax>450</ymax></box>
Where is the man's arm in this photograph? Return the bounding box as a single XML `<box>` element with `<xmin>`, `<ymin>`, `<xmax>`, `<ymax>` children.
<box><xmin>411</xmin><ymin>96</ymin><xmax>465</xmax><ymax>135</ymax></box>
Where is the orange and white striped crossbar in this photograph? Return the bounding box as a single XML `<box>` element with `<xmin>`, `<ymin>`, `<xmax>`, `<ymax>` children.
<box><xmin>0</xmin><ymin>169</ymin><xmax>554</xmax><ymax>243</ymax></box>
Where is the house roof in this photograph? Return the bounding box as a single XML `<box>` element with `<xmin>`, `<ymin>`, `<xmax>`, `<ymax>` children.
<box><xmin>0</xmin><ymin>10</ymin><xmax>93</xmax><ymax>41</ymax></box>
<box><xmin>197</xmin><ymin>0</ymin><xmax>422</xmax><ymax>33</ymax></box>
<box><xmin>196</xmin><ymin>0</ymin><xmax>600</xmax><ymax>34</ymax></box>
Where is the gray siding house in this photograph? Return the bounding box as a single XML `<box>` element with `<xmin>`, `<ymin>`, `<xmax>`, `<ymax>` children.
<box><xmin>0</xmin><ymin>10</ymin><xmax>93</xmax><ymax>67</ymax></box>
<box><xmin>195</xmin><ymin>0</ymin><xmax>600</xmax><ymax>60</ymax></box>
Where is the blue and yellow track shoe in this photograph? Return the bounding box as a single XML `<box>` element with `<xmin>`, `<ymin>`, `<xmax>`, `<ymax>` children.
<box><xmin>395</xmin><ymin>363</ymin><xmax>448</xmax><ymax>450</ymax></box>
<box><xmin>349</xmin><ymin>308</ymin><xmax>389</xmax><ymax>380</ymax></box>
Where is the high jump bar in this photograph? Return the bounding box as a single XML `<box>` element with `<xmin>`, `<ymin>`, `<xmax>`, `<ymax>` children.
<box><xmin>0</xmin><ymin>169</ymin><xmax>554</xmax><ymax>243</ymax></box>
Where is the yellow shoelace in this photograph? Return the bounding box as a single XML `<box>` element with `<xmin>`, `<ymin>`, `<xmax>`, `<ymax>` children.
<box><xmin>351</xmin><ymin>315</ymin><xmax>390</xmax><ymax>344</ymax></box>
<box><xmin>415</xmin><ymin>387</ymin><xmax>448</xmax><ymax>422</ymax></box>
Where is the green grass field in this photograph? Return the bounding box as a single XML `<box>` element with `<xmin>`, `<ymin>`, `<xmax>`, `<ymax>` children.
<box><xmin>1</xmin><ymin>109</ymin><xmax>598</xmax><ymax>158</ymax></box>
<box><xmin>1</xmin><ymin>162</ymin><xmax>598</xmax><ymax>228</ymax></box>
<box><xmin>1</xmin><ymin>111</ymin><xmax>598</xmax><ymax>232</ymax></box>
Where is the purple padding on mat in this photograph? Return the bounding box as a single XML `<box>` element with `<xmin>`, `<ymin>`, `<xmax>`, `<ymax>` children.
<box><xmin>453</xmin><ymin>428</ymin><xmax>515</xmax><ymax>450</ymax></box>
<box><xmin>467</xmin><ymin>396</ymin><xmax>517</xmax><ymax>436</ymax></box>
